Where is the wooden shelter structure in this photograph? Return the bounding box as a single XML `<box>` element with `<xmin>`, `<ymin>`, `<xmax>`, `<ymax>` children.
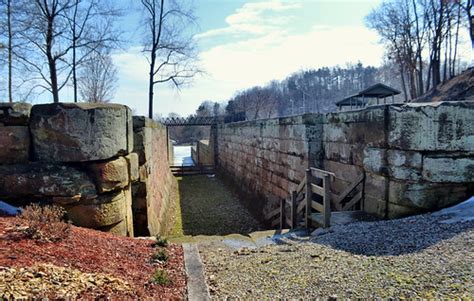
<box><xmin>336</xmin><ymin>83</ymin><xmax>401</xmax><ymax>111</ymax></box>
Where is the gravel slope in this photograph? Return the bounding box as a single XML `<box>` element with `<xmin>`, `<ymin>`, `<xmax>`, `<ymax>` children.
<box><xmin>200</xmin><ymin>212</ymin><xmax>474</xmax><ymax>299</ymax></box>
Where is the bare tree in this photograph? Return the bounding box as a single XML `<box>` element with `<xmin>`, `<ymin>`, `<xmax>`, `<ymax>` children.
<box><xmin>140</xmin><ymin>0</ymin><xmax>200</xmax><ymax>118</ymax></box>
<box><xmin>67</xmin><ymin>0</ymin><xmax>120</xmax><ymax>103</ymax></box>
<box><xmin>15</xmin><ymin>0</ymin><xmax>119</xmax><ymax>103</ymax></box>
<box><xmin>78</xmin><ymin>52</ymin><xmax>117</xmax><ymax>103</ymax></box>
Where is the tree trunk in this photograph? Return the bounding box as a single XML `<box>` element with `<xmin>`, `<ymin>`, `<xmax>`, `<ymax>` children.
<box><xmin>46</xmin><ymin>15</ymin><xmax>59</xmax><ymax>103</ymax></box>
<box><xmin>148</xmin><ymin>54</ymin><xmax>155</xmax><ymax>118</ymax></box>
<box><xmin>7</xmin><ymin>0</ymin><xmax>12</xmax><ymax>103</ymax></box>
<box><xmin>400</xmin><ymin>66</ymin><xmax>408</xmax><ymax>102</ymax></box>
<box><xmin>72</xmin><ymin>0</ymin><xmax>78</xmax><ymax>103</ymax></box>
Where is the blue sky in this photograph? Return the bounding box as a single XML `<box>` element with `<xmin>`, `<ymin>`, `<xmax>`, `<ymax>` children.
<box><xmin>7</xmin><ymin>0</ymin><xmax>471</xmax><ymax>116</ymax></box>
<box><xmin>112</xmin><ymin>0</ymin><xmax>388</xmax><ymax>117</ymax></box>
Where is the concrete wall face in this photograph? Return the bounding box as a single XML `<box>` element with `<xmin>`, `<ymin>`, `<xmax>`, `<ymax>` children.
<box><xmin>217</xmin><ymin>102</ymin><xmax>473</xmax><ymax>219</ymax></box>
<box><xmin>132</xmin><ymin>117</ymin><xmax>175</xmax><ymax>236</ymax></box>
<box><xmin>0</xmin><ymin>103</ymin><xmax>174</xmax><ymax>237</ymax></box>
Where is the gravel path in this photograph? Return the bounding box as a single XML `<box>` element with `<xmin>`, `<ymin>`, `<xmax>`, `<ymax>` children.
<box><xmin>169</xmin><ymin>175</ymin><xmax>263</xmax><ymax>238</ymax></box>
<box><xmin>199</xmin><ymin>213</ymin><xmax>474</xmax><ymax>299</ymax></box>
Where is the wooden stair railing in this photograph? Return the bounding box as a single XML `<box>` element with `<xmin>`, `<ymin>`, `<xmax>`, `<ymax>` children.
<box><xmin>265</xmin><ymin>168</ymin><xmax>365</xmax><ymax>229</ymax></box>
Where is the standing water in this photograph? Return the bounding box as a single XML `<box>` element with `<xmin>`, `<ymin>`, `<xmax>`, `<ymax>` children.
<box><xmin>173</xmin><ymin>145</ymin><xmax>194</xmax><ymax>166</ymax></box>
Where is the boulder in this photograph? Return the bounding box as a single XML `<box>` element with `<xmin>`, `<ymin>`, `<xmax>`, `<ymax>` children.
<box><xmin>66</xmin><ymin>190</ymin><xmax>127</xmax><ymax>229</ymax></box>
<box><xmin>0</xmin><ymin>163</ymin><xmax>97</xmax><ymax>201</ymax></box>
<box><xmin>0</xmin><ymin>126</ymin><xmax>30</xmax><ymax>163</ymax></box>
<box><xmin>0</xmin><ymin>102</ymin><xmax>32</xmax><ymax>125</ymax></box>
<box><xmin>30</xmin><ymin>103</ymin><xmax>133</xmax><ymax>162</ymax></box>
<box><xmin>88</xmin><ymin>157</ymin><xmax>129</xmax><ymax>193</ymax></box>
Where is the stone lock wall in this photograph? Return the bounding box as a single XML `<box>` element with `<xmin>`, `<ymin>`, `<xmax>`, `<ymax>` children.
<box><xmin>191</xmin><ymin>139</ymin><xmax>214</xmax><ymax>166</ymax></box>
<box><xmin>217</xmin><ymin>102</ymin><xmax>474</xmax><ymax>220</ymax></box>
<box><xmin>132</xmin><ymin>117</ymin><xmax>176</xmax><ymax>236</ymax></box>
<box><xmin>217</xmin><ymin>115</ymin><xmax>323</xmax><ymax>216</ymax></box>
<box><xmin>0</xmin><ymin>103</ymin><xmax>175</xmax><ymax>237</ymax></box>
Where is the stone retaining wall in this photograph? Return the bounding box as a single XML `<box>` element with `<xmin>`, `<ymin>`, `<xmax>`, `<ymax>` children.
<box><xmin>217</xmin><ymin>102</ymin><xmax>474</xmax><ymax>220</ymax></box>
<box><xmin>0</xmin><ymin>103</ymin><xmax>174</xmax><ymax>237</ymax></box>
<box><xmin>217</xmin><ymin>115</ymin><xmax>323</xmax><ymax>217</ymax></box>
<box><xmin>191</xmin><ymin>140</ymin><xmax>214</xmax><ymax>166</ymax></box>
<box><xmin>132</xmin><ymin>117</ymin><xmax>176</xmax><ymax>236</ymax></box>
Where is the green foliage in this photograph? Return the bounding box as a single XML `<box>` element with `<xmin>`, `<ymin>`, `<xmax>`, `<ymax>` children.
<box><xmin>151</xmin><ymin>269</ymin><xmax>170</xmax><ymax>285</ymax></box>
<box><xmin>152</xmin><ymin>249</ymin><xmax>168</xmax><ymax>263</ymax></box>
<box><xmin>154</xmin><ymin>235</ymin><xmax>168</xmax><ymax>247</ymax></box>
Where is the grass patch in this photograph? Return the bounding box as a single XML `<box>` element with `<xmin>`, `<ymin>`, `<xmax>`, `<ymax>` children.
<box><xmin>170</xmin><ymin>175</ymin><xmax>262</xmax><ymax>236</ymax></box>
<box><xmin>151</xmin><ymin>269</ymin><xmax>170</xmax><ymax>285</ymax></box>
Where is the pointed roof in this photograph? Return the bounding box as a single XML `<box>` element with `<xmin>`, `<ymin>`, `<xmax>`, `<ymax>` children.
<box><xmin>357</xmin><ymin>83</ymin><xmax>401</xmax><ymax>98</ymax></box>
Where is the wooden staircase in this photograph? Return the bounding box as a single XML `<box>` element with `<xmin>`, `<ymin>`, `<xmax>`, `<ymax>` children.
<box><xmin>265</xmin><ymin>167</ymin><xmax>367</xmax><ymax>230</ymax></box>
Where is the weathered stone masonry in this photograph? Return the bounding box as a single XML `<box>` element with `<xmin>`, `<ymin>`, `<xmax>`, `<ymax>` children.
<box><xmin>0</xmin><ymin>103</ymin><xmax>174</xmax><ymax>237</ymax></box>
<box><xmin>132</xmin><ymin>117</ymin><xmax>176</xmax><ymax>236</ymax></box>
<box><xmin>217</xmin><ymin>102</ymin><xmax>474</xmax><ymax>219</ymax></box>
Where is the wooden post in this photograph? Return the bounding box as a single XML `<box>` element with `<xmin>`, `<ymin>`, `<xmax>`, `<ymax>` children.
<box><xmin>305</xmin><ymin>169</ymin><xmax>312</xmax><ymax>229</ymax></box>
<box><xmin>280</xmin><ymin>198</ymin><xmax>286</xmax><ymax>230</ymax></box>
<box><xmin>323</xmin><ymin>174</ymin><xmax>331</xmax><ymax>228</ymax></box>
<box><xmin>166</xmin><ymin>126</ymin><xmax>170</xmax><ymax>163</ymax></box>
<box><xmin>291</xmin><ymin>191</ymin><xmax>297</xmax><ymax>229</ymax></box>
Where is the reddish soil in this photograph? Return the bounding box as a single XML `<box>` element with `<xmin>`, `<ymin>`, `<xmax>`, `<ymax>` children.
<box><xmin>0</xmin><ymin>217</ymin><xmax>186</xmax><ymax>299</ymax></box>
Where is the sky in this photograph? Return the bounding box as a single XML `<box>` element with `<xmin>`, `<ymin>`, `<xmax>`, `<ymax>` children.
<box><xmin>4</xmin><ymin>0</ymin><xmax>471</xmax><ymax>116</ymax></box>
<box><xmin>112</xmin><ymin>0</ymin><xmax>386</xmax><ymax>117</ymax></box>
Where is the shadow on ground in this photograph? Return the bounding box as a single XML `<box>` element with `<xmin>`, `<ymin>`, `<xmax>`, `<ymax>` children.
<box><xmin>169</xmin><ymin>175</ymin><xmax>263</xmax><ymax>237</ymax></box>
<box><xmin>310</xmin><ymin>214</ymin><xmax>474</xmax><ymax>256</ymax></box>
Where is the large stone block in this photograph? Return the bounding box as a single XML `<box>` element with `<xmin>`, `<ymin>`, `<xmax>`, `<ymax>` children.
<box><xmin>124</xmin><ymin>184</ymin><xmax>134</xmax><ymax>237</ymax></box>
<box><xmin>0</xmin><ymin>163</ymin><xmax>97</xmax><ymax>201</ymax></box>
<box><xmin>323</xmin><ymin>107</ymin><xmax>387</xmax><ymax>147</ymax></box>
<box><xmin>388</xmin><ymin>102</ymin><xmax>474</xmax><ymax>151</ymax></box>
<box><xmin>422</xmin><ymin>156</ymin><xmax>474</xmax><ymax>183</ymax></box>
<box><xmin>30</xmin><ymin>103</ymin><xmax>133</xmax><ymax>162</ymax></box>
<box><xmin>126</xmin><ymin>153</ymin><xmax>139</xmax><ymax>182</ymax></box>
<box><xmin>87</xmin><ymin>157</ymin><xmax>129</xmax><ymax>193</ymax></box>
<box><xmin>386</xmin><ymin>150</ymin><xmax>422</xmax><ymax>181</ymax></box>
<box><xmin>66</xmin><ymin>190</ymin><xmax>127</xmax><ymax>229</ymax></box>
<box><xmin>0</xmin><ymin>126</ymin><xmax>30</xmax><ymax>163</ymax></box>
<box><xmin>364</xmin><ymin>194</ymin><xmax>387</xmax><ymax>217</ymax></box>
<box><xmin>363</xmin><ymin>147</ymin><xmax>387</xmax><ymax>175</ymax></box>
<box><xmin>0</xmin><ymin>103</ymin><xmax>32</xmax><ymax>125</ymax></box>
<box><xmin>388</xmin><ymin>180</ymin><xmax>469</xmax><ymax>210</ymax></box>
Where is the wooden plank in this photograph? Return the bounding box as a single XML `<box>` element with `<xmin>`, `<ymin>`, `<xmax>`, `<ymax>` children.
<box><xmin>271</xmin><ymin>218</ymin><xmax>280</xmax><ymax>227</ymax></box>
<box><xmin>323</xmin><ymin>175</ymin><xmax>331</xmax><ymax>228</ymax></box>
<box><xmin>341</xmin><ymin>191</ymin><xmax>363</xmax><ymax>211</ymax></box>
<box><xmin>310</xmin><ymin>167</ymin><xmax>335</xmax><ymax>179</ymax></box>
<box><xmin>335</xmin><ymin>173</ymin><xmax>364</xmax><ymax>204</ymax></box>
<box><xmin>279</xmin><ymin>198</ymin><xmax>285</xmax><ymax>230</ymax></box>
<box><xmin>296</xmin><ymin>192</ymin><xmax>305</xmax><ymax>203</ymax></box>
<box><xmin>265</xmin><ymin>207</ymin><xmax>280</xmax><ymax>220</ymax></box>
<box><xmin>311</xmin><ymin>200</ymin><xmax>324</xmax><ymax>213</ymax></box>
<box><xmin>297</xmin><ymin>199</ymin><xmax>306</xmax><ymax>214</ymax></box>
<box><xmin>296</xmin><ymin>180</ymin><xmax>305</xmax><ymax>194</ymax></box>
<box><xmin>291</xmin><ymin>191</ymin><xmax>297</xmax><ymax>229</ymax></box>
<box><xmin>305</xmin><ymin>170</ymin><xmax>312</xmax><ymax>229</ymax></box>
<box><xmin>311</xmin><ymin>183</ymin><xmax>324</xmax><ymax>197</ymax></box>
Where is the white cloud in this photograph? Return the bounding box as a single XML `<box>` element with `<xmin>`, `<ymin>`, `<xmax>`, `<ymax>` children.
<box><xmin>112</xmin><ymin>24</ymin><xmax>384</xmax><ymax>117</ymax></box>
<box><xmin>195</xmin><ymin>1</ymin><xmax>301</xmax><ymax>40</ymax></box>
<box><xmin>110</xmin><ymin>1</ymin><xmax>387</xmax><ymax>117</ymax></box>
